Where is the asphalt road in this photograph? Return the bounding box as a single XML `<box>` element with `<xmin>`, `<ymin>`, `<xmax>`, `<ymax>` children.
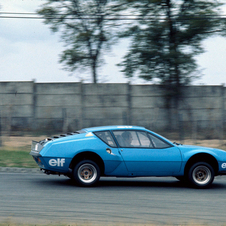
<box><xmin>1</xmin><ymin>171</ymin><xmax>226</xmax><ymax>225</ymax></box>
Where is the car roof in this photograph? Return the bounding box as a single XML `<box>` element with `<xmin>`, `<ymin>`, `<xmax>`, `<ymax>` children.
<box><xmin>83</xmin><ymin>125</ymin><xmax>146</xmax><ymax>132</ymax></box>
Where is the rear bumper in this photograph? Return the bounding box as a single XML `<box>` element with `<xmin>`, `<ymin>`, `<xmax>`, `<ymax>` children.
<box><xmin>30</xmin><ymin>155</ymin><xmax>45</xmax><ymax>168</ymax></box>
<box><xmin>30</xmin><ymin>150</ymin><xmax>41</xmax><ymax>157</ymax></box>
<box><xmin>41</xmin><ymin>168</ymin><xmax>72</xmax><ymax>176</ymax></box>
<box><xmin>30</xmin><ymin>140</ymin><xmax>71</xmax><ymax>175</ymax></box>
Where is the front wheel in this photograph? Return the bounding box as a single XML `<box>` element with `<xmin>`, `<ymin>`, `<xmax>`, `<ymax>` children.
<box><xmin>73</xmin><ymin>160</ymin><xmax>100</xmax><ymax>187</ymax></box>
<box><xmin>188</xmin><ymin>162</ymin><xmax>214</xmax><ymax>188</ymax></box>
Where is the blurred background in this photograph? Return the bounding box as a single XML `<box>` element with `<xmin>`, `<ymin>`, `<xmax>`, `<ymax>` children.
<box><xmin>1</xmin><ymin>0</ymin><xmax>226</xmax><ymax>147</ymax></box>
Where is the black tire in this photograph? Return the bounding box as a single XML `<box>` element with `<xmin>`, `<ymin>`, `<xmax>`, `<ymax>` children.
<box><xmin>73</xmin><ymin>160</ymin><xmax>100</xmax><ymax>187</ymax></box>
<box><xmin>188</xmin><ymin>162</ymin><xmax>214</xmax><ymax>188</ymax></box>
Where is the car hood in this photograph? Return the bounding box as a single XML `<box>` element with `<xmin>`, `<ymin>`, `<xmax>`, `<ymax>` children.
<box><xmin>178</xmin><ymin>144</ymin><xmax>215</xmax><ymax>150</ymax></box>
<box><xmin>177</xmin><ymin>144</ymin><xmax>226</xmax><ymax>155</ymax></box>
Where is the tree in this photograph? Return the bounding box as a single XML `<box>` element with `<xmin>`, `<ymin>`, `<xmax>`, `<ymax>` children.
<box><xmin>38</xmin><ymin>0</ymin><xmax>120</xmax><ymax>83</ymax></box>
<box><xmin>118</xmin><ymin>0</ymin><xmax>226</xmax><ymax>99</ymax></box>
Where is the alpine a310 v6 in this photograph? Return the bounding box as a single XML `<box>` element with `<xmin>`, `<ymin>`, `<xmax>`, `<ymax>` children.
<box><xmin>30</xmin><ymin>125</ymin><xmax>226</xmax><ymax>188</ymax></box>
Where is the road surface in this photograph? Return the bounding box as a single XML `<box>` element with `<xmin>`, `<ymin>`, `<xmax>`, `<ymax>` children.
<box><xmin>1</xmin><ymin>171</ymin><xmax>226</xmax><ymax>225</ymax></box>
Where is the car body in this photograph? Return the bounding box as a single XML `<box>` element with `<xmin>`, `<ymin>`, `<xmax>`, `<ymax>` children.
<box><xmin>30</xmin><ymin>125</ymin><xmax>226</xmax><ymax>188</ymax></box>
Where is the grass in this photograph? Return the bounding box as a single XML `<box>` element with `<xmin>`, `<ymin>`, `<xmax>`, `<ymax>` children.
<box><xmin>0</xmin><ymin>146</ymin><xmax>38</xmax><ymax>168</ymax></box>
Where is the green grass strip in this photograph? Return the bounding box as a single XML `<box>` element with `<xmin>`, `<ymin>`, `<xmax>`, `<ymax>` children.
<box><xmin>0</xmin><ymin>149</ymin><xmax>38</xmax><ymax>168</ymax></box>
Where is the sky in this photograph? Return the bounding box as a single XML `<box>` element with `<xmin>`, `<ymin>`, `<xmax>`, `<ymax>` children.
<box><xmin>0</xmin><ymin>0</ymin><xmax>226</xmax><ymax>85</ymax></box>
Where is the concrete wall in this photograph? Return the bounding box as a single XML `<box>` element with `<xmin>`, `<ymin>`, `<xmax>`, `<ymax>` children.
<box><xmin>0</xmin><ymin>81</ymin><xmax>225</xmax><ymax>137</ymax></box>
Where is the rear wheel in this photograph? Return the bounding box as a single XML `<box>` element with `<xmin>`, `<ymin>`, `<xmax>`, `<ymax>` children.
<box><xmin>73</xmin><ymin>160</ymin><xmax>100</xmax><ymax>187</ymax></box>
<box><xmin>188</xmin><ymin>162</ymin><xmax>214</xmax><ymax>188</ymax></box>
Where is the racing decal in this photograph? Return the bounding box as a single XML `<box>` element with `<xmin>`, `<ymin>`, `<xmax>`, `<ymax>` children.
<box><xmin>221</xmin><ymin>163</ymin><xmax>226</xmax><ymax>169</ymax></box>
<box><xmin>49</xmin><ymin>158</ymin><xmax>65</xmax><ymax>167</ymax></box>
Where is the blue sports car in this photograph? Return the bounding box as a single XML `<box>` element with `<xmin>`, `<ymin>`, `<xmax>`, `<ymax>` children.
<box><xmin>30</xmin><ymin>125</ymin><xmax>226</xmax><ymax>188</ymax></box>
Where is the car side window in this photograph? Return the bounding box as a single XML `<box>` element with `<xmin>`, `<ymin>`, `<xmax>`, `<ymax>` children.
<box><xmin>148</xmin><ymin>133</ymin><xmax>171</xmax><ymax>149</ymax></box>
<box><xmin>113</xmin><ymin>130</ymin><xmax>153</xmax><ymax>148</ymax></box>
<box><xmin>137</xmin><ymin>131</ymin><xmax>153</xmax><ymax>148</ymax></box>
<box><xmin>94</xmin><ymin>131</ymin><xmax>117</xmax><ymax>147</ymax></box>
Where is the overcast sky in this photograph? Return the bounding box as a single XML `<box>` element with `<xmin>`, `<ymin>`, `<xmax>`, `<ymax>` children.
<box><xmin>1</xmin><ymin>0</ymin><xmax>226</xmax><ymax>85</ymax></box>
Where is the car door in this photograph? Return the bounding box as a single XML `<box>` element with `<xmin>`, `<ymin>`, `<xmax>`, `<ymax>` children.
<box><xmin>112</xmin><ymin>130</ymin><xmax>182</xmax><ymax>176</ymax></box>
<box><xmin>94</xmin><ymin>130</ymin><xmax>128</xmax><ymax>175</ymax></box>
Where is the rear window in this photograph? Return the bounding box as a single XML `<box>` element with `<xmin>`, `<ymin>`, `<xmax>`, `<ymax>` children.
<box><xmin>94</xmin><ymin>131</ymin><xmax>117</xmax><ymax>147</ymax></box>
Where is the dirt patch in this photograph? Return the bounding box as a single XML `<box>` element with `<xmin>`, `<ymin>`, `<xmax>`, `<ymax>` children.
<box><xmin>178</xmin><ymin>139</ymin><xmax>226</xmax><ymax>150</ymax></box>
<box><xmin>0</xmin><ymin>136</ymin><xmax>47</xmax><ymax>149</ymax></box>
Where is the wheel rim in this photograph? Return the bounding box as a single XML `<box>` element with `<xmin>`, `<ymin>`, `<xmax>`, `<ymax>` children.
<box><xmin>192</xmin><ymin>165</ymin><xmax>212</xmax><ymax>185</ymax></box>
<box><xmin>77</xmin><ymin>163</ymin><xmax>97</xmax><ymax>183</ymax></box>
